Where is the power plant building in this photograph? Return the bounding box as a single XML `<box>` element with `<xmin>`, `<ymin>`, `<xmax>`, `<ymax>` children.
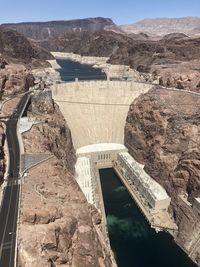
<box><xmin>116</xmin><ymin>152</ymin><xmax>171</xmax><ymax>213</ymax></box>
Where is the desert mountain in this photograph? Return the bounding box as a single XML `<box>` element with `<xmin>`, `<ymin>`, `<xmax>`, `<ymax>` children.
<box><xmin>121</xmin><ymin>16</ymin><xmax>200</xmax><ymax>37</ymax></box>
<box><xmin>2</xmin><ymin>17</ymin><xmax>115</xmax><ymax>41</ymax></box>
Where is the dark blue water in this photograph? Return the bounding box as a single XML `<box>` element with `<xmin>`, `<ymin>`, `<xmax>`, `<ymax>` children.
<box><xmin>99</xmin><ymin>168</ymin><xmax>197</xmax><ymax>267</ymax></box>
<box><xmin>56</xmin><ymin>59</ymin><xmax>107</xmax><ymax>81</ymax></box>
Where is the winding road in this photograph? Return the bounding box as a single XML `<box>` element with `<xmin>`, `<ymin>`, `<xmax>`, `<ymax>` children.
<box><xmin>0</xmin><ymin>93</ymin><xmax>30</xmax><ymax>267</ymax></box>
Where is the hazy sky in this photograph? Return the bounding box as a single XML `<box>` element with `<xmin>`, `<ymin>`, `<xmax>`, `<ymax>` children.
<box><xmin>1</xmin><ymin>0</ymin><xmax>200</xmax><ymax>24</ymax></box>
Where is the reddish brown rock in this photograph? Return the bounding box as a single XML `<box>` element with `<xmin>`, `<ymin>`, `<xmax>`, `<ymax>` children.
<box><xmin>155</xmin><ymin>64</ymin><xmax>200</xmax><ymax>92</ymax></box>
<box><xmin>125</xmin><ymin>87</ymin><xmax>200</xmax><ymax>264</ymax></box>
<box><xmin>18</xmin><ymin>158</ymin><xmax>112</xmax><ymax>267</ymax></box>
<box><xmin>0</xmin><ymin>26</ymin><xmax>52</xmax><ymax>62</ymax></box>
<box><xmin>0</xmin><ymin>63</ymin><xmax>35</xmax><ymax>96</ymax></box>
<box><xmin>23</xmin><ymin>90</ymin><xmax>76</xmax><ymax>174</ymax></box>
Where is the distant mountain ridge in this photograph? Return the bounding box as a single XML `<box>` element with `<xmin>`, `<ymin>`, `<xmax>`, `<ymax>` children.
<box><xmin>121</xmin><ymin>16</ymin><xmax>200</xmax><ymax>36</ymax></box>
<box><xmin>2</xmin><ymin>17</ymin><xmax>115</xmax><ymax>41</ymax></box>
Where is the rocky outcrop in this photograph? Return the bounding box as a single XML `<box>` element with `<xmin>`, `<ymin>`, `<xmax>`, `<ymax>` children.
<box><xmin>158</xmin><ymin>70</ymin><xmax>200</xmax><ymax>92</ymax></box>
<box><xmin>0</xmin><ymin>23</ymin><xmax>55</xmax><ymax>96</ymax></box>
<box><xmin>0</xmin><ymin>25</ymin><xmax>53</xmax><ymax>95</ymax></box>
<box><xmin>154</xmin><ymin>61</ymin><xmax>200</xmax><ymax>92</ymax></box>
<box><xmin>0</xmin><ymin>26</ymin><xmax>34</xmax><ymax>61</ymax></box>
<box><xmin>0</xmin><ymin>62</ymin><xmax>35</xmax><ymax>96</ymax></box>
<box><xmin>19</xmin><ymin>158</ymin><xmax>112</xmax><ymax>267</ymax></box>
<box><xmin>125</xmin><ymin>87</ymin><xmax>200</xmax><ymax>264</ymax></box>
<box><xmin>19</xmin><ymin>90</ymin><xmax>113</xmax><ymax>266</ymax></box>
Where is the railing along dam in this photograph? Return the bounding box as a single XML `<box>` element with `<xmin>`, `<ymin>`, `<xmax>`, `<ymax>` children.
<box><xmin>52</xmin><ymin>80</ymin><xmax>153</xmax><ymax>149</ymax></box>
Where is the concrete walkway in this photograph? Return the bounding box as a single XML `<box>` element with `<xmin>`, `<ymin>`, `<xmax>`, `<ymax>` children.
<box><xmin>21</xmin><ymin>153</ymin><xmax>53</xmax><ymax>172</ymax></box>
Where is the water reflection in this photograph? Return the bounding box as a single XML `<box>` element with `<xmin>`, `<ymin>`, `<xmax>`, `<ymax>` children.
<box><xmin>100</xmin><ymin>168</ymin><xmax>197</xmax><ymax>267</ymax></box>
<box><xmin>56</xmin><ymin>59</ymin><xmax>107</xmax><ymax>81</ymax></box>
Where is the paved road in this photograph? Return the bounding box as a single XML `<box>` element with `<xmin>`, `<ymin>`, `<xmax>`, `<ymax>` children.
<box><xmin>0</xmin><ymin>93</ymin><xmax>30</xmax><ymax>267</ymax></box>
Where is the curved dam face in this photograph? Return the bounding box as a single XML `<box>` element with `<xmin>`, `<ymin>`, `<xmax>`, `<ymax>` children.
<box><xmin>52</xmin><ymin>81</ymin><xmax>153</xmax><ymax>149</ymax></box>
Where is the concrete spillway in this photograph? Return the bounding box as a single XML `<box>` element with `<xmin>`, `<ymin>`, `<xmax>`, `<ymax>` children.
<box><xmin>52</xmin><ymin>80</ymin><xmax>153</xmax><ymax>149</ymax></box>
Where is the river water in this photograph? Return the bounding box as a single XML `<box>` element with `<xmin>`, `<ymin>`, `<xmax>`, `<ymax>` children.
<box><xmin>99</xmin><ymin>168</ymin><xmax>197</xmax><ymax>267</ymax></box>
<box><xmin>56</xmin><ymin>59</ymin><xmax>106</xmax><ymax>81</ymax></box>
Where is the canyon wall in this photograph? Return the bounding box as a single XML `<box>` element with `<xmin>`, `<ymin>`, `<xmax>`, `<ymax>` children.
<box><xmin>125</xmin><ymin>86</ymin><xmax>200</xmax><ymax>265</ymax></box>
<box><xmin>39</xmin><ymin>30</ymin><xmax>200</xmax><ymax>91</ymax></box>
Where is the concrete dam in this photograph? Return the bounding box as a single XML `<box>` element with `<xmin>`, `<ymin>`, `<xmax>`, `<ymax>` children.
<box><xmin>52</xmin><ymin>80</ymin><xmax>176</xmax><ymax>229</ymax></box>
<box><xmin>52</xmin><ymin>80</ymin><xmax>153</xmax><ymax>149</ymax></box>
<box><xmin>51</xmin><ymin>79</ymin><xmax>195</xmax><ymax>266</ymax></box>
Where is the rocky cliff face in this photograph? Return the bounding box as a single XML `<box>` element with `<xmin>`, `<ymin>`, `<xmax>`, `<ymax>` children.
<box><xmin>40</xmin><ymin>30</ymin><xmax>130</xmax><ymax>57</ymax></box>
<box><xmin>39</xmin><ymin>29</ymin><xmax>200</xmax><ymax>63</ymax></box>
<box><xmin>125</xmin><ymin>87</ymin><xmax>200</xmax><ymax>264</ymax></box>
<box><xmin>23</xmin><ymin>90</ymin><xmax>76</xmax><ymax>173</ymax></box>
<box><xmin>0</xmin><ymin>25</ymin><xmax>54</xmax><ymax>96</ymax></box>
<box><xmin>19</xmin><ymin>158</ymin><xmax>112</xmax><ymax>267</ymax></box>
<box><xmin>0</xmin><ymin>25</ymin><xmax>54</xmax><ymax>98</ymax></box>
<box><xmin>109</xmin><ymin>34</ymin><xmax>200</xmax><ymax>91</ymax></box>
<box><xmin>19</xmin><ymin>90</ymin><xmax>113</xmax><ymax>266</ymax></box>
<box><xmin>0</xmin><ymin>26</ymin><xmax>52</xmax><ymax>63</ymax></box>
<box><xmin>156</xmin><ymin>65</ymin><xmax>200</xmax><ymax>92</ymax></box>
<box><xmin>0</xmin><ymin>60</ymin><xmax>35</xmax><ymax>96</ymax></box>
<box><xmin>2</xmin><ymin>17</ymin><xmax>115</xmax><ymax>41</ymax></box>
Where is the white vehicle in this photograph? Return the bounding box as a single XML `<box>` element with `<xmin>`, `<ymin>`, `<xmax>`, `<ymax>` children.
<box><xmin>4</xmin><ymin>176</ymin><xmax>8</xmax><ymax>182</ymax></box>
